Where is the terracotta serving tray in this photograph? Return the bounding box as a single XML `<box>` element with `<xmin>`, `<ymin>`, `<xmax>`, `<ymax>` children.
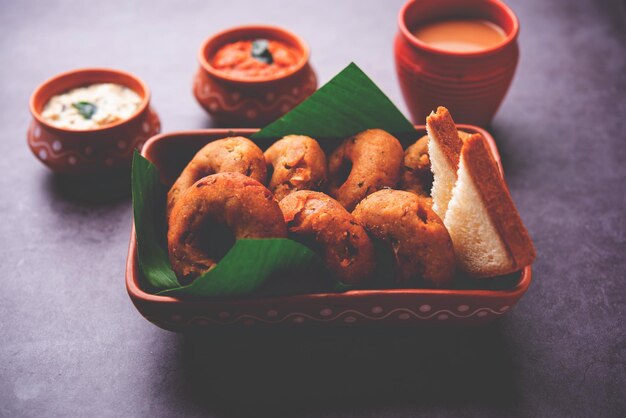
<box><xmin>126</xmin><ymin>125</ymin><xmax>532</xmax><ymax>330</ymax></box>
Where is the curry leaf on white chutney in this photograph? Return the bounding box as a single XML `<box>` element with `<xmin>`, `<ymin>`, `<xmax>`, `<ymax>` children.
<box><xmin>71</xmin><ymin>101</ymin><xmax>97</xmax><ymax>120</ymax></box>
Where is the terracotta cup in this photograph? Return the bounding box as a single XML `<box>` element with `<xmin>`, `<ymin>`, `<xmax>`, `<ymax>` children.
<box><xmin>395</xmin><ymin>0</ymin><xmax>520</xmax><ymax>126</ymax></box>
<box><xmin>28</xmin><ymin>68</ymin><xmax>161</xmax><ymax>174</ymax></box>
<box><xmin>193</xmin><ymin>25</ymin><xmax>317</xmax><ymax>126</ymax></box>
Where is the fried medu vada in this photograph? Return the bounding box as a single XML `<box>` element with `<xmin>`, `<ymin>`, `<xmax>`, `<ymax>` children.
<box><xmin>279</xmin><ymin>191</ymin><xmax>375</xmax><ymax>285</ymax></box>
<box><xmin>167</xmin><ymin>136</ymin><xmax>266</xmax><ymax>217</ymax></box>
<box><xmin>328</xmin><ymin>129</ymin><xmax>403</xmax><ymax>211</ymax></box>
<box><xmin>264</xmin><ymin>135</ymin><xmax>327</xmax><ymax>201</ymax></box>
<box><xmin>352</xmin><ymin>189</ymin><xmax>455</xmax><ymax>287</ymax></box>
<box><xmin>401</xmin><ymin>135</ymin><xmax>432</xmax><ymax>196</ymax></box>
<box><xmin>168</xmin><ymin>172</ymin><xmax>286</xmax><ymax>284</ymax></box>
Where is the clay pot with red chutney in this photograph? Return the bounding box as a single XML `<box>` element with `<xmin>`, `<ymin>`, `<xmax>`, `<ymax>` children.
<box><xmin>193</xmin><ymin>25</ymin><xmax>318</xmax><ymax>127</ymax></box>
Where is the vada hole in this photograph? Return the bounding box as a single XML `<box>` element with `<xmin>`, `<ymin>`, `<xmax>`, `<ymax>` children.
<box><xmin>335</xmin><ymin>159</ymin><xmax>352</xmax><ymax>186</ymax></box>
<box><xmin>288</xmin><ymin>230</ymin><xmax>324</xmax><ymax>257</ymax></box>
<box><xmin>416</xmin><ymin>205</ymin><xmax>428</xmax><ymax>223</ymax></box>
<box><xmin>389</xmin><ymin>236</ymin><xmax>400</xmax><ymax>253</ymax></box>
<box><xmin>196</xmin><ymin>219</ymin><xmax>236</xmax><ymax>259</ymax></box>
<box><xmin>343</xmin><ymin>233</ymin><xmax>359</xmax><ymax>259</ymax></box>
<box><xmin>266</xmin><ymin>162</ymin><xmax>275</xmax><ymax>183</ymax></box>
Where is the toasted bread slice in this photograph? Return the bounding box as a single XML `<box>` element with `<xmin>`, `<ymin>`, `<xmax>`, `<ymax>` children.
<box><xmin>426</xmin><ymin>107</ymin><xmax>464</xmax><ymax>218</ymax></box>
<box><xmin>444</xmin><ymin>133</ymin><xmax>536</xmax><ymax>277</ymax></box>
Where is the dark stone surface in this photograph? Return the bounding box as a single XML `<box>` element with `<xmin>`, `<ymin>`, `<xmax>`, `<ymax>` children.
<box><xmin>0</xmin><ymin>0</ymin><xmax>624</xmax><ymax>417</ymax></box>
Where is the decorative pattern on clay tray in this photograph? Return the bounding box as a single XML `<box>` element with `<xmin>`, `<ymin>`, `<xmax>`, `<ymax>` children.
<box><xmin>153</xmin><ymin>305</ymin><xmax>512</xmax><ymax>328</ymax></box>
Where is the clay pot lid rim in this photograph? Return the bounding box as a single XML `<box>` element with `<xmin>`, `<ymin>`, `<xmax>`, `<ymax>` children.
<box><xmin>29</xmin><ymin>67</ymin><xmax>151</xmax><ymax>134</ymax></box>
<box><xmin>198</xmin><ymin>24</ymin><xmax>311</xmax><ymax>85</ymax></box>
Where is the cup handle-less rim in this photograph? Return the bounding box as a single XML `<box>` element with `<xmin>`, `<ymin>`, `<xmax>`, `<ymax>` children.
<box><xmin>398</xmin><ymin>0</ymin><xmax>520</xmax><ymax>58</ymax></box>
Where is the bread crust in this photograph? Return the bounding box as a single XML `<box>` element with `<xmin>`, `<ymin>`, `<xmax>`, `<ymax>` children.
<box><xmin>462</xmin><ymin>134</ymin><xmax>536</xmax><ymax>272</ymax></box>
<box><xmin>426</xmin><ymin>107</ymin><xmax>463</xmax><ymax>169</ymax></box>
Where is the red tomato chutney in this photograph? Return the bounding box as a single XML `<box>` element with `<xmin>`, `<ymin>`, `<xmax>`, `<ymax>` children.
<box><xmin>211</xmin><ymin>38</ymin><xmax>301</xmax><ymax>80</ymax></box>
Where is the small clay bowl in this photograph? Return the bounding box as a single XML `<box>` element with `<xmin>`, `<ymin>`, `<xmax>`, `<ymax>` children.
<box><xmin>395</xmin><ymin>0</ymin><xmax>520</xmax><ymax>126</ymax></box>
<box><xmin>193</xmin><ymin>25</ymin><xmax>317</xmax><ymax>126</ymax></box>
<box><xmin>28</xmin><ymin>68</ymin><xmax>161</xmax><ymax>174</ymax></box>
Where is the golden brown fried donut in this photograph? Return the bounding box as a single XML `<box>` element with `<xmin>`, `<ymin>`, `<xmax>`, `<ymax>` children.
<box><xmin>401</xmin><ymin>135</ymin><xmax>432</xmax><ymax>196</ymax></box>
<box><xmin>328</xmin><ymin>129</ymin><xmax>403</xmax><ymax>211</ymax></box>
<box><xmin>401</xmin><ymin>130</ymin><xmax>471</xmax><ymax>197</ymax></box>
<box><xmin>167</xmin><ymin>136</ymin><xmax>266</xmax><ymax>217</ymax></box>
<box><xmin>264</xmin><ymin>135</ymin><xmax>327</xmax><ymax>201</ymax></box>
<box><xmin>352</xmin><ymin>189</ymin><xmax>455</xmax><ymax>287</ymax></box>
<box><xmin>168</xmin><ymin>172</ymin><xmax>286</xmax><ymax>284</ymax></box>
<box><xmin>279</xmin><ymin>191</ymin><xmax>375</xmax><ymax>285</ymax></box>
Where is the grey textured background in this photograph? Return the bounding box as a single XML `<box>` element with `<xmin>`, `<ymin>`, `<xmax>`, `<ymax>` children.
<box><xmin>1</xmin><ymin>0</ymin><xmax>625</xmax><ymax>417</ymax></box>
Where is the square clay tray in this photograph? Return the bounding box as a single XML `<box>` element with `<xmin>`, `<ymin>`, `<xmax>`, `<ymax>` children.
<box><xmin>126</xmin><ymin>125</ymin><xmax>532</xmax><ymax>330</ymax></box>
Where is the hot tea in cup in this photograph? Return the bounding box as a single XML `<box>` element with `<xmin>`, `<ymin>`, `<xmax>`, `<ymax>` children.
<box><xmin>395</xmin><ymin>0</ymin><xmax>520</xmax><ymax>126</ymax></box>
